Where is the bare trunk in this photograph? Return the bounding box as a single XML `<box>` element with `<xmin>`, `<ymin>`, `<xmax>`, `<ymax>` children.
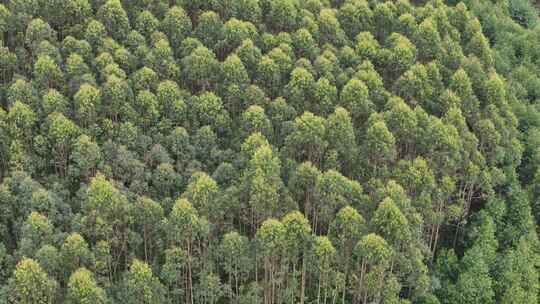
<box><xmin>143</xmin><ymin>225</ymin><xmax>148</xmax><ymax>263</ymax></box>
<box><xmin>291</xmin><ymin>262</ymin><xmax>296</xmax><ymax>304</ymax></box>
<box><xmin>187</xmin><ymin>240</ymin><xmax>194</xmax><ymax>304</ymax></box>
<box><xmin>229</xmin><ymin>272</ymin><xmax>234</xmax><ymax>302</ymax></box>
<box><xmin>341</xmin><ymin>278</ymin><xmax>346</xmax><ymax>304</ymax></box>
<box><xmin>235</xmin><ymin>265</ymin><xmax>239</xmax><ymax>302</ymax></box>
<box><xmin>453</xmin><ymin>223</ymin><xmax>460</xmax><ymax>250</ymax></box>
<box><xmin>300</xmin><ymin>256</ymin><xmax>306</xmax><ymax>304</ymax></box>
<box><xmin>317</xmin><ymin>271</ymin><xmax>322</xmax><ymax>304</ymax></box>
<box><xmin>357</xmin><ymin>261</ymin><xmax>366</xmax><ymax>304</ymax></box>
<box><xmin>432</xmin><ymin>222</ymin><xmax>441</xmax><ymax>259</ymax></box>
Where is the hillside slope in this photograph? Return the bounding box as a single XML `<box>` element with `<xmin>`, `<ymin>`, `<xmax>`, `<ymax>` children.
<box><xmin>0</xmin><ymin>0</ymin><xmax>539</xmax><ymax>303</ymax></box>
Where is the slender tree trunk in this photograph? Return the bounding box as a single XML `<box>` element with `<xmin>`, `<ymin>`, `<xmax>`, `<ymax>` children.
<box><xmin>264</xmin><ymin>258</ymin><xmax>269</xmax><ymax>304</ymax></box>
<box><xmin>341</xmin><ymin>278</ymin><xmax>346</xmax><ymax>304</ymax></box>
<box><xmin>323</xmin><ymin>272</ymin><xmax>328</xmax><ymax>304</ymax></box>
<box><xmin>273</xmin><ymin>260</ymin><xmax>277</xmax><ymax>304</ymax></box>
<box><xmin>143</xmin><ymin>225</ymin><xmax>148</xmax><ymax>263</ymax></box>
<box><xmin>229</xmin><ymin>272</ymin><xmax>233</xmax><ymax>302</ymax></box>
<box><xmin>433</xmin><ymin>222</ymin><xmax>441</xmax><ymax>259</ymax></box>
<box><xmin>362</xmin><ymin>289</ymin><xmax>368</xmax><ymax>304</ymax></box>
<box><xmin>300</xmin><ymin>255</ymin><xmax>306</xmax><ymax>304</ymax></box>
<box><xmin>291</xmin><ymin>262</ymin><xmax>296</xmax><ymax>304</ymax></box>
<box><xmin>357</xmin><ymin>261</ymin><xmax>366</xmax><ymax>304</ymax></box>
<box><xmin>252</xmin><ymin>207</ymin><xmax>255</xmax><ymax>236</ymax></box>
<box><xmin>235</xmin><ymin>265</ymin><xmax>239</xmax><ymax>303</ymax></box>
<box><xmin>255</xmin><ymin>246</ymin><xmax>259</xmax><ymax>291</ymax></box>
<box><xmin>187</xmin><ymin>240</ymin><xmax>194</xmax><ymax>304</ymax></box>
<box><xmin>317</xmin><ymin>271</ymin><xmax>322</xmax><ymax>304</ymax></box>
<box><xmin>453</xmin><ymin>223</ymin><xmax>460</xmax><ymax>250</ymax></box>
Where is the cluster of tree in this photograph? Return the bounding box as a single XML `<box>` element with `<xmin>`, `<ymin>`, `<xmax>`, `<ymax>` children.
<box><xmin>0</xmin><ymin>0</ymin><xmax>539</xmax><ymax>303</ymax></box>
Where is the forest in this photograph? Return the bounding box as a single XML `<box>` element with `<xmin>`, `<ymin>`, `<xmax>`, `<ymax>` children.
<box><xmin>0</xmin><ymin>0</ymin><xmax>540</xmax><ymax>302</ymax></box>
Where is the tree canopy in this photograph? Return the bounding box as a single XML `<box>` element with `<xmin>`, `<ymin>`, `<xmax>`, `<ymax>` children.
<box><xmin>0</xmin><ymin>0</ymin><xmax>540</xmax><ymax>303</ymax></box>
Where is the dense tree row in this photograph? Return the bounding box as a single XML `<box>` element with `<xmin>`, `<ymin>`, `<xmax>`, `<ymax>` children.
<box><xmin>0</xmin><ymin>0</ymin><xmax>539</xmax><ymax>303</ymax></box>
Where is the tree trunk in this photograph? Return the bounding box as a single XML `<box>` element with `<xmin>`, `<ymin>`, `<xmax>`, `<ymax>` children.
<box><xmin>264</xmin><ymin>258</ymin><xmax>269</xmax><ymax>304</ymax></box>
<box><xmin>291</xmin><ymin>262</ymin><xmax>296</xmax><ymax>304</ymax></box>
<box><xmin>300</xmin><ymin>255</ymin><xmax>306</xmax><ymax>304</ymax></box>
<box><xmin>432</xmin><ymin>222</ymin><xmax>441</xmax><ymax>259</ymax></box>
<box><xmin>235</xmin><ymin>264</ymin><xmax>239</xmax><ymax>303</ymax></box>
<box><xmin>229</xmin><ymin>272</ymin><xmax>234</xmax><ymax>302</ymax></box>
<box><xmin>357</xmin><ymin>261</ymin><xmax>366</xmax><ymax>304</ymax></box>
<box><xmin>317</xmin><ymin>271</ymin><xmax>322</xmax><ymax>304</ymax></box>
<box><xmin>143</xmin><ymin>225</ymin><xmax>149</xmax><ymax>263</ymax></box>
<box><xmin>187</xmin><ymin>240</ymin><xmax>194</xmax><ymax>304</ymax></box>
<box><xmin>342</xmin><ymin>278</ymin><xmax>346</xmax><ymax>304</ymax></box>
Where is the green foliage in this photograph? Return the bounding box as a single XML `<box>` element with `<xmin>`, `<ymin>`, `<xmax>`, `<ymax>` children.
<box><xmin>181</xmin><ymin>46</ymin><xmax>219</xmax><ymax>91</ymax></box>
<box><xmin>508</xmin><ymin>0</ymin><xmax>538</xmax><ymax>28</ymax></box>
<box><xmin>97</xmin><ymin>0</ymin><xmax>130</xmax><ymax>41</ymax></box>
<box><xmin>66</xmin><ymin>268</ymin><xmax>107</xmax><ymax>304</ymax></box>
<box><xmin>0</xmin><ymin>0</ymin><xmax>538</xmax><ymax>303</ymax></box>
<box><xmin>122</xmin><ymin>259</ymin><xmax>166</xmax><ymax>304</ymax></box>
<box><xmin>7</xmin><ymin>258</ymin><xmax>57</xmax><ymax>304</ymax></box>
